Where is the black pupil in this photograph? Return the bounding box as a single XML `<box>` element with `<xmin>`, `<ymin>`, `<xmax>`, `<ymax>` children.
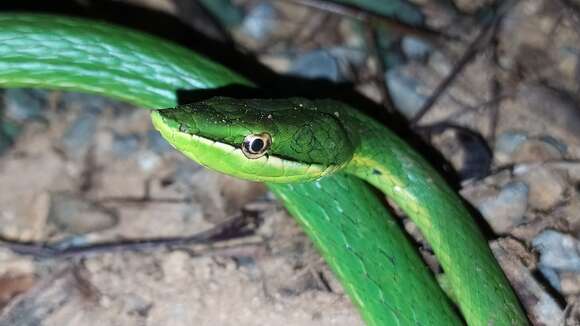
<box><xmin>250</xmin><ymin>138</ymin><xmax>264</xmax><ymax>152</ymax></box>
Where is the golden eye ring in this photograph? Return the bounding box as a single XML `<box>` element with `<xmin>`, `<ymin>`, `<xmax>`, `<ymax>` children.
<box><xmin>242</xmin><ymin>133</ymin><xmax>272</xmax><ymax>159</ymax></box>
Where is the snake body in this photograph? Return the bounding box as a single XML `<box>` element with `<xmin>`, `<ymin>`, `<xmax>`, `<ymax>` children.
<box><xmin>0</xmin><ymin>14</ymin><xmax>527</xmax><ymax>325</ymax></box>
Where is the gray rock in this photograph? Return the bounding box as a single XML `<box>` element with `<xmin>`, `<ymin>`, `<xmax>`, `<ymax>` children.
<box><xmin>48</xmin><ymin>192</ymin><xmax>118</xmax><ymax>234</ymax></box>
<box><xmin>385</xmin><ymin>67</ymin><xmax>427</xmax><ymax>118</ymax></box>
<box><xmin>560</xmin><ymin>272</ymin><xmax>580</xmax><ymax>295</ymax></box>
<box><xmin>136</xmin><ymin>151</ymin><xmax>161</xmax><ymax>172</ymax></box>
<box><xmin>495</xmin><ymin>132</ymin><xmax>566</xmax><ymax>164</ymax></box>
<box><xmin>290</xmin><ymin>50</ymin><xmax>342</xmax><ymax>82</ymax></box>
<box><xmin>514</xmin><ymin>165</ymin><xmax>566</xmax><ymax>210</ymax></box>
<box><xmin>538</xmin><ymin>266</ymin><xmax>561</xmax><ymax>292</ymax></box>
<box><xmin>539</xmin><ymin>135</ymin><xmax>568</xmax><ymax>155</ymax></box>
<box><xmin>518</xmin><ymin>84</ymin><xmax>580</xmax><ymax>145</ymax></box>
<box><xmin>241</xmin><ymin>2</ymin><xmax>276</xmax><ymax>41</ymax></box>
<box><xmin>477</xmin><ymin>181</ymin><xmax>529</xmax><ymax>233</ymax></box>
<box><xmin>494</xmin><ymin>131</ymin><xmax>528</xmax><ymax>159</ymax></box>
<box><xmin>511</xmin><ymin>139</ymin><xmax>564</xmax><ymax>163</ymax></box>
<box><xmin>147</xmin><ymin>130</ymin><xmax>174</xmax><ymax>154</ymax></box>
<box><xmin>58</xmin><ymin>92</ymin><xmax>124</xmax><ymax>115</ymax></box>
<box><xmin>0</xmin><ymin>120</ymin><xmax>20</xmax><ymax>155</ymax></box>
<box><xmin>61</xmin><ymin>112</ymin><xmax>98</xmax><ymax>159</ymax></box>
<box><xmin>402</xmin><ymin>37</ymin><xmax>432</xmax><ymax>60</ymax></box>
<box><xmin>492</xmin><ymin>240</ymin><xmax>565</xmax><ymax>325</ymax></box>
<box><xmin>111</xmin><ymin>133</ymin><xmax>141</xmax><ymax>159</ymax></box>
<box><xmin>532</xmin><ymin>230</ymin><xmax>580</xmax><ymax>272</ymax></box>
<box><xmin>0</xmin><ymin>132</ymin><xmax>11</xmax><ymax>154</ymax></box>
<box><xmin>3</xmin><ymin>89</ymin><xmax>48</xmax><ymax>122</ymax></box>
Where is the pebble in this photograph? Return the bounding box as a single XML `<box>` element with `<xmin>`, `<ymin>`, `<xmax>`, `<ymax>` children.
<box><xmin>111</xmin><ymin>133</ymin><xmax>141</xmax><ymax>159</ymax></box>
<box><xmin>477</xmin><ymin>181</ymin><xmax>529</xmax><ymax>233</ymax></box>
<box><xmin>532</xmin><ymin>230</ymin><xmax>580</xmax><ymax>272</ymax></box>
<box><xmin>241</xmin><ymin>2</ymin><xmax>276</xmax><ymax>41</ymax></box>
<box><xmin>61</xmin><ymin>112</ymin><xmax>98</xmax><ymax>159</ymax></box>
<box><xmin>559</xmin><ymin>272</ymin><xmax>580</xmax><ymax>295</ymax></box>
<box><xmin>495</xmin><ymin>132</ymin><xmax>566</xmax><ymax>164</ymax></box>
<box><xmin>136</xmin><ymin>151</ymin><xmax>161</xmax><ymax>172</ymax></box>
<box><xmin>3</xmin><ymin>89</ymin><xmax>48</xmax><ymax>122</ymax></box>
<box><xmin>494</xmin><ymin>131</ymin><xmax>529</xmax><ymax>163</ymax></box>
<box><xmin>58</xmin><ymin>92</ymin><xmax>122</xmax><ymax>115</ymax></box>
<box><xmin>0</xmin><ymin>121</ymin><xmax>19</xmax><ymax>155</ymax></box>
<box><xmin>538</xmin><ymin>266</ymin><xmax>561</xmax><ymax>291</ymax></box>
<box><xmin>511</xmin><ymin>139</ymin><xmax>564</xmax><ymax>163</ymax></box>
<box><xmin>518</xmin><ymin>84</ymin><xmax>580</xmax><ymax>145</ymax></box>
<box><xmin>514</xmin><ymin>165</ymin><xmax>566</xmax><ymax>210</ymax></box>
<box><xmin>147</xmin><ymin>130</ymin><xmax>174</xmax><ymax>154</ymax></box>
<box><xmin>290</xmin><ymin>50</ymin><xmax>342</xmax><ymax>82</ymax></box>
<box><xmin>385</xmin><ymin>67</ymin><xmax>427</xmax><ymax>118</ymax></box>
<box><xmin>402</xmin><ymin>37</ymin><xmax>432</xmax><ymax>60</ymax></box>
<box><xmin>492</xmin><ymin>239</ymin><xmax>564</xmax><ymax>325</ymax></box>
<box><xmin>48</xmin><ymin>192</ymin><xmax>118</xmax><ymax>234</ymax></box>
<box><xmin>539</xmin><ymin>135</ymin><xmax>568</xmax><ymax>154</ymax></box>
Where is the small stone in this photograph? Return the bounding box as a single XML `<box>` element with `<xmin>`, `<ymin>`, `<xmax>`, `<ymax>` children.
<box><xmin>532</xmin><ymin>230</ymin><xmax>580</xmax><ymax>272</ymax></box>
<box><xmin>517</xmin><ymin>84</ymin><xmax>580</xmax><ymax>145</ymax></box>
<box><xmin>240</xmin><ymin>2</ymin><xmax>276</xmax><ymax>41</ymax></box>
<box><xmin>385</xmin><ymin>67</ymin><xmax>427</xmax><ymax>118</ymax></box>
<box><xmin>58</xmin><ymin>92</ymin><xmax>121</xmax><ymax>114</ymax></box>
<box><xmin>559</xmin><ymin>272</ymin><xmax>580</xmax><ymax>295</ymax></box>
<box><xmin>3</xmin><ymin>89</ymin><xmax>48</xmax><ymax>122</ymax></box>
<box><xmin>491</xmin><ymin>239</ymin><xmax>565</xmax><ymax>325</ymax></box>
<box><xmin>0</xmin><ymin>121</ymin><xmax>20</xmax><ymax>155</ymax></box>
<box><xmin>515</xmin><ymin>165</ymin><xmax>566</xmax><ymax>210</ymax></box>
<box><xmin>147</xmin><ymin>130</ymin><xmax>173</xmax><ymax>154</ymax></box>
<box><xmin>477</xmin><ymin>181</ymin><xmax>529</xmax><ymax>233</ymax></box>
<box><xmin>290</xmin><ymin>50</ymin><xmax>342</xmax><ymax>82</ymax></box>
<box><xmin>557</xmin><ymin>193</ymin><xmax>580</xmax><ymax>232</ymax></box>
<box><xmin>494</xmin><ymin>131</ymin><xmax>528</xmax><ymax>164</ymax></box>
<box><xmin>402</xmin><ymin>37</ymin><xmax>432</xmax><ymax>60</ymax></box>
<box><xmin>134</xmin><ymin>150</ymin><xmax>159</xmax><ymax>172</ymax></box>
<box><xmin>538</xmin><ymin>266</ymin><xmax>561</xmax><ymax>291</ymax></box>
<box><xmin>539</xmin><ymin>135</ymin><xmax>567</xmax><ymax>154</ymax></box>
<box><xmin>511</xmin><ymin>139</ymin><xmax>564</xmax><ymax>163</ymax></box>
<box><xmin>111</xmin><ymin>133</ymin><xmax>141</xmax><ymax>159</ymax></box>
<box><xmin>61</xmin><ymin>112</ymin><xmax>98</xmax><ymax>159</ymax></box>
<box><xmin>48</xmin><ymin>192</ymin><xmax>118</xmax><ymax>234</ymax></box>
<box><xmin>189</xmin><ymin>170</ymin><xmax>267</xmax><ymax>223</ymax></box>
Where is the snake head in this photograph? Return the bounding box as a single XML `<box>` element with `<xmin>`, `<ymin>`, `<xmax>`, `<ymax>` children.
<box><xmin>151</xmin><ymin>97</ymin><xmax>354</xmax><ymax>183</ymax></box>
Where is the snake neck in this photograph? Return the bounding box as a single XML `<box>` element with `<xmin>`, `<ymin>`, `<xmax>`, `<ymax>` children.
<box><xmin>342</xmin><ymin>115</ymin><xmax>488</xmax><ymax>267</ymax></box>
<box><xmin>342</xmin><ymin>116</ymin><xmax>526</xmax><ymax>324</ymax></box>
<box><xmin>343</xmin><ymin>119</ymin><xmax>458</xmax><ymax>233</ymax></box>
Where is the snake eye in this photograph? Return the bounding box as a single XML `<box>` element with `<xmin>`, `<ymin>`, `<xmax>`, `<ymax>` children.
<box><xmin>242</xmin><ymin>133</ymin><xmax>272</xmax><ymax>159</ymax></box>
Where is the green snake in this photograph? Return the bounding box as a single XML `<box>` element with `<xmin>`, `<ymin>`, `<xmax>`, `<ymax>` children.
<box><xmin>0</xmin><ymin>14</ymin><xmax>528</xmax><ymax>325</ymax></box>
